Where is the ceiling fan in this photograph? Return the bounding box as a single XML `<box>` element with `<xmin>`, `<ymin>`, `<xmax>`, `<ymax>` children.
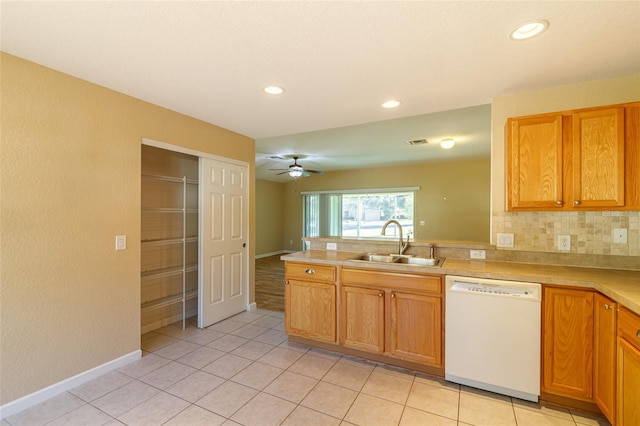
<box><xmin>269</xmin><ymin>156</ymin><xmax>324</xmax><ymax>178</ymax></box>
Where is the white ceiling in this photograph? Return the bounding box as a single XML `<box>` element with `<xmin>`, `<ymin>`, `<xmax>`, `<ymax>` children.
<box><xmin>2</xmin><ymin>1</ymin><xmax>639</xmax><ymax>181</ymax></box>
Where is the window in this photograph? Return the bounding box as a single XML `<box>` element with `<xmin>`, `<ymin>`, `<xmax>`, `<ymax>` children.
<box><xmin>302</xmin><ymin>190</ymin><xmax>415</xmax><ymax>239</ymax></box>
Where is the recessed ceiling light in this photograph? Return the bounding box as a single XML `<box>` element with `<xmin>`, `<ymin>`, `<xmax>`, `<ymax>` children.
<box><xmin>440</xmin><ymin>138</ymin><xmax>455</xmax><ymax>149</ymax></box>
<box><xmin>510</xmin><ymin>20</ymin><xmax>549</xmax><ymax>40</ymax></box>
<box><xmin>381</xmin><ymin>100</ymin><xmax>401</xmax><ymax>109</ymax></box>
<box><xmin>264</xmin><ymin>86</ymin><xmax>285</xmax><ymax>95</ymax></box>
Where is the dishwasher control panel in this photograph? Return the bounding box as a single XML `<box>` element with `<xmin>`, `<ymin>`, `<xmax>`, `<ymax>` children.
<box><xmin>446</xmin><ymin>276</ymin><xmax>541</xmax><ymax>301</ymax></box>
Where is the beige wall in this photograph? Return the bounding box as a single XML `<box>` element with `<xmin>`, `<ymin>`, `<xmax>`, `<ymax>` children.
<box><xmin>280</xmin><ymin>158</ymin><xmax>491</xmax><ymax>250</ymax></box>
<box><xmin>0</xmin><ymin>53</ymin><xmax>255</xmax><ymax>404</ymax></box>
<box><xmin>491</xmin><ymin>74</ymin><xmax>640</xmax><ymax>254</ymax></box>
<box><xmin>256</xmin><ymin>180</ymin><xmax>286</xmax><ymax>256</ymax></box>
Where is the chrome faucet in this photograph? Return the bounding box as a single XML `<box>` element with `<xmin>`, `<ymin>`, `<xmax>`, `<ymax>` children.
<box><xmin>381</xmin><ymin>219</ymin><xmax>409</xmax><ymax>255</ymax></box>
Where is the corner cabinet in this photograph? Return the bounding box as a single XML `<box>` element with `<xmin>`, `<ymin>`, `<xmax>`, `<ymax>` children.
<box><xmin>507</xmin><ymin>102</ymin><xmax>639</xmax><ymax>211</ymax></box>
<box><xmin>593</xmin><ymin>293</ymin><xmax>617</xmax><ymax>425</ymax></box>
<box><xmin>617</xmin><ymin>307</ymin><xmax>640</xmax><ymax>425</ymax></box>
<box><xmin>284</xmin><ymin>262</ymin><xmax>337</xmax><ymax>343</ymax></box>
<box><xmin>340</xmin><ymin>268</ymin><xmax>443</xmax><ymax>367</ymax></box>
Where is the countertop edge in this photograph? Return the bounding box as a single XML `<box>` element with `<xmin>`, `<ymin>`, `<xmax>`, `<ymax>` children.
<box><xmin>281</xmin><ymin>250</ymin><xmax>640</xmax><ymax>315</ymax></box>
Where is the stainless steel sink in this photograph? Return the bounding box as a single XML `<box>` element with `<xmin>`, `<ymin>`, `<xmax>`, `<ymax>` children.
<box><xmin>350</xmin><ymin>253</ymin><xmax>443</xmax><ymax>267</ymax></box>
<box><xmin>351</xmin><ymin>253</ymin><xmax>399</xmax><ymax>263</ymax></box>
<box><xmin>394</xmin><ymin>256</ymin><xmax>442</xmax><ymax>267</ymax></box>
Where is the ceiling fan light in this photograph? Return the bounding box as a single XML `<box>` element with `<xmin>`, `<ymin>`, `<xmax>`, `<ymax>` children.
<box><xmin>289</xmin><ymin>165</ymin><xmax>304</xmax><ymax>178</ymax></box>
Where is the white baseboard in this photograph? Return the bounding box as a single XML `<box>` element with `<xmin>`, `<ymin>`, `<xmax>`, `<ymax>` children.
<box><xmin>0</xmin><ymin>350</ymin><xmax>141</xmax><ymax>419</ymax></box>
<box><xmin>247</xmin><ymin>302</ymin><xmax>257</xmax><ymax>312</ymax></box>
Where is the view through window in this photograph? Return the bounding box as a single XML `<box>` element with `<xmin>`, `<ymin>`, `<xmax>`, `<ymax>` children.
<box><xmin>303</xmin><ymin>191</ymin><xmax>414</xmax><ymax>239</ymax></box>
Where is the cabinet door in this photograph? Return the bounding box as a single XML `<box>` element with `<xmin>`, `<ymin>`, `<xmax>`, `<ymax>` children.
<box><xmin>617</xmin><ymin>338</ymin><xmax>640</xmax><ymax>426</ymax></box>
<box><xmin>285</xmin><ymin>279</ymin><xmax>336</xmax><ymax>343</ymax></box>
<box><xmin>572</xmin><ymin>108</ymin><xmax>625</xmax><ymax>208</ymax></box>
<box><xmin>341</xmin><ymin>285</ymin><xmax>385</xmax><ymax>353</ymax></box>
<box><xmin>508</xmin><ymin>114</ymin><xmax>564</xmax><ymax>209</ymax></box>
<box><xmin>593</xmin><ymin>293</ymin><xmax>617</xmax><ymax>424</ymax></box>
<box><xmin>617</xmin><ymin>307</ymin><xmax>640</xmax><ymax>425</ymax></box>
<box><xmin>542</xmin><ymin>287</ymin><xmax>594</xmax><ymax>399</ymax></box>
<box><xmin>389</xmin><ymin>291</ymin><xmax>442</xmax><ymax>366</ymax></box>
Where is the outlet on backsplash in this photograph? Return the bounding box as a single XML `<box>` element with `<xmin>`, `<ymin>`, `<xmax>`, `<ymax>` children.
<box><xmin>558</xmin><ymin>235</ymin><xmax>571</xmax><ymax>251</ymax></box>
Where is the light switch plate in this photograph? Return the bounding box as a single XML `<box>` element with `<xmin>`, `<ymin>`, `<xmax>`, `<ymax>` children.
<box><xmin>326</xmin><ymin>242</ymin><xmax>337</xmax><ymax>250</ymax></box>
<box><xmin>496</xmin><ymin>233</ymin><xmax>514</xmax><ymax>248</ymax></box>
<box><xmin>115</xmin><ymin>235</ymin><xmax>126</xmax><ymax>251</ymax></box>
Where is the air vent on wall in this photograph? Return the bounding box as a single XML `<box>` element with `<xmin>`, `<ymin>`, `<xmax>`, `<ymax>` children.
<box><xmin>407</xmin><ymin>139</ymin><xmax>428</xmax><ymax>146</ymax></box>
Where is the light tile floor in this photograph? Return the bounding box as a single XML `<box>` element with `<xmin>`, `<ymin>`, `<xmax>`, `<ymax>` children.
<box><xmin>3</xmin><ymin>309</ymin><xmax>611</xmax><ymax>426</ymax></box>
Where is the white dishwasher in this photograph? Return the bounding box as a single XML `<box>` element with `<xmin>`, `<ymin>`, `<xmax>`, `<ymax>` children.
<box><xmin>445</xmin><ymin>275</ymin><xmax>541</xmax><ymax>402</ymax></box>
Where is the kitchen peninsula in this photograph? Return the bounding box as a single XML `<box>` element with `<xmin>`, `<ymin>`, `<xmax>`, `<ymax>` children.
<box><xmin>282</xmin><ymin>237</ymin><xmax>640</xmax><ymax>424</ymax></box>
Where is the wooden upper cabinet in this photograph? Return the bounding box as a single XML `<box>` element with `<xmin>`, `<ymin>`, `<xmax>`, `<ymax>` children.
<box><xmin>508</xmin><ymin>114</ymin><xmax>564</xmax><ymax>209</ymax></box>
<box><xmin>507</xmin><ymin>102</ymin><xmax>638</xmax><ymax>211</ymax></box>
<box><xmin>572</xmin><ymin>108</ymin><xmax>625</xmax><ymax>208</ymax></box>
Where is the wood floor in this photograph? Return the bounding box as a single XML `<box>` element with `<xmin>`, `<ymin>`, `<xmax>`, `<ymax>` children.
<box><xmin>255</xmin><ymin>254</ymin><xmax>285</xmax><ymax>312</ymax></box>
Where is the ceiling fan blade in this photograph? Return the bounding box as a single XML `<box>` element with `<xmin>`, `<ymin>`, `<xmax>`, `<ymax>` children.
<box><xmin>268</xmin><ymin>168</ymin><xmax>289</xmax><ymax>171</ymax></box>
<box><xmin>276</xmin><ymin>171</ymin><xmax>289</xmax><ymax>175</ymax></box>
<box><xmin>305</xmin><ymin>169</ymin><xmax>324</xmax><ymax>175</ymax></box>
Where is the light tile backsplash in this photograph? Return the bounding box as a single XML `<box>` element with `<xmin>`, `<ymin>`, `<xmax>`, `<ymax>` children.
<box><xmin>492</xmin><ymin>211</ymin><xmax>640</xmax><ymax>257</ymax></box>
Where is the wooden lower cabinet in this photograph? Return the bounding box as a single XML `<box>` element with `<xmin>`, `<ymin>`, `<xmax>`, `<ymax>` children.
<box><xmin>542</xmin><ymin>286</ymin><xmax>594</xmax><ymax>399</ymax></box>
<box><xmin>389</xmin><ymin>291</ymin><xmax>442</xmax><ymax>365</ymax></box>
<box><xmin>593</xmin><ymin>293</ymin><xmax>617</xmax><ymax>424</ymax></box>
<box><xmin>340</xmin><ymin>268</ymin><xmax>443</xmax><ymax>368</ymax></box>
<box><xmin>341</xmin><ymin>286</ymin><xmax>385</xmax><ymax>353</ymax></box>
<box><xmin>284</xmin><ymin>262</ymin><xmax>337</xmax><ymax>343</ymax></box>
<box><xmin>617</xmin><ymin>307</ymin><xmax>640</xmax><ymax>425</ymax></box>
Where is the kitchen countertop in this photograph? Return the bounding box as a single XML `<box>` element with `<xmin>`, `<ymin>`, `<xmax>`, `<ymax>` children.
<box><xmin>281</xmin><ymin>250</ymin><xmax>640</xmax><ymax>315</ymax></box>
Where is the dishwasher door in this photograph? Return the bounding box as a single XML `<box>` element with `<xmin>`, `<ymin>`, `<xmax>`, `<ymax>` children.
<box><xmin>445</xmin><ymin>275</ymin><xmax>541</xmax><ymax>402</ymax></box>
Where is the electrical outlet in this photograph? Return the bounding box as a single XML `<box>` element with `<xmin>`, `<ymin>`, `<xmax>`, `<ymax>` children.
<box><xmin>470</xmin><ymin>250</ymin><xmax>486</xmax><ymax>259</ymax></box>
<box><xmin>558</xmin><ymin>235</ymin><xmax>571</xmax><ymax>251</ymax></box>
<box><xmin>326</xmin><ymin>242</ymin><xmax>337</xmax><ymax>250</ymax></box>
<box><xmin>613</xmin><ymin>228</ymin><xmax>628</xmax><ymax>244</ymax></box>
<box><xmin>115</xmin><ymin>235</ymin><xmax>126</xmax><ymax>251</ymax></box>
<box><xmin>496</xmin><ymin>233</ymin><xmax>514</xmax><ymax>248</ymax></box>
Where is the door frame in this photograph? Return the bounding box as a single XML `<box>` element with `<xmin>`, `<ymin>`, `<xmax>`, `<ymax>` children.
<box><xmin>141</xmin><ymin>138</ymin><xmax>251</xmax><ymax>324</ymax></box>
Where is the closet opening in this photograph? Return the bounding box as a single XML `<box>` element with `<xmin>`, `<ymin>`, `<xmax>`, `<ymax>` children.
<box><xmin>141</xmin><ymin>144</ymin><xmax>199</xmax><ymax>333</ymax></box>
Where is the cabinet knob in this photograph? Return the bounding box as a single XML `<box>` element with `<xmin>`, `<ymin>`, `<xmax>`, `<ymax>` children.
<box><xmin>391</xmin><ymin>293</ymin><xmax>396</xmax><ymax>298</ymax></box>
<box><xmin>574</xmin><ymin>200</ymin><xmax>581</xmax><ymax>206</ymax></box>
<box><xmin>604</xmin><ymin>304</ymin><xmax>611</xmax><ymax>310</ymax></box>
<box><xmin>637</xmin><ymin>330</ymin><xmax>640</xmax><ymax>338</ymax></box>
<box><xmin>285</xmin><ymin>280</ymin><xmax>289</xmax><ymax>285</ymax></box>
<box><xmin>555</xmin><ymin>200</ymin><xmax>563</xmax><ymax>206</ymax></box>
<box><xmin>378</xmin><ymin>292</ymin><xmax>383</xmax><ymax>297</ymax></box>
<box><xmin>304</xmin><ymin>269</ymin><xmax>316</xmax><ymax>274</ymax></box>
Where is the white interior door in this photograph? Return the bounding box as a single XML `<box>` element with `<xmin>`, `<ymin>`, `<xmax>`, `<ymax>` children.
<box><xmin>199</xmin><ymin>157</ymin><xmax>249</xmax><ymax>328</ymax></box>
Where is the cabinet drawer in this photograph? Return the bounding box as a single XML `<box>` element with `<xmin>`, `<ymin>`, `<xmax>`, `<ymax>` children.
<box><xmin>341</xmin><ymin>268</ymin><xmax>442</xmax><ymax>294</ymax></box>
<box><xmin>619</xmin><ymin>307</ymin><xmax>640</xmax><ymax>351</ymax></box>
<box><xmin>286</xmin><ymin>262</ymin><xmax>337</xmax><ymax>283</ymax></box>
